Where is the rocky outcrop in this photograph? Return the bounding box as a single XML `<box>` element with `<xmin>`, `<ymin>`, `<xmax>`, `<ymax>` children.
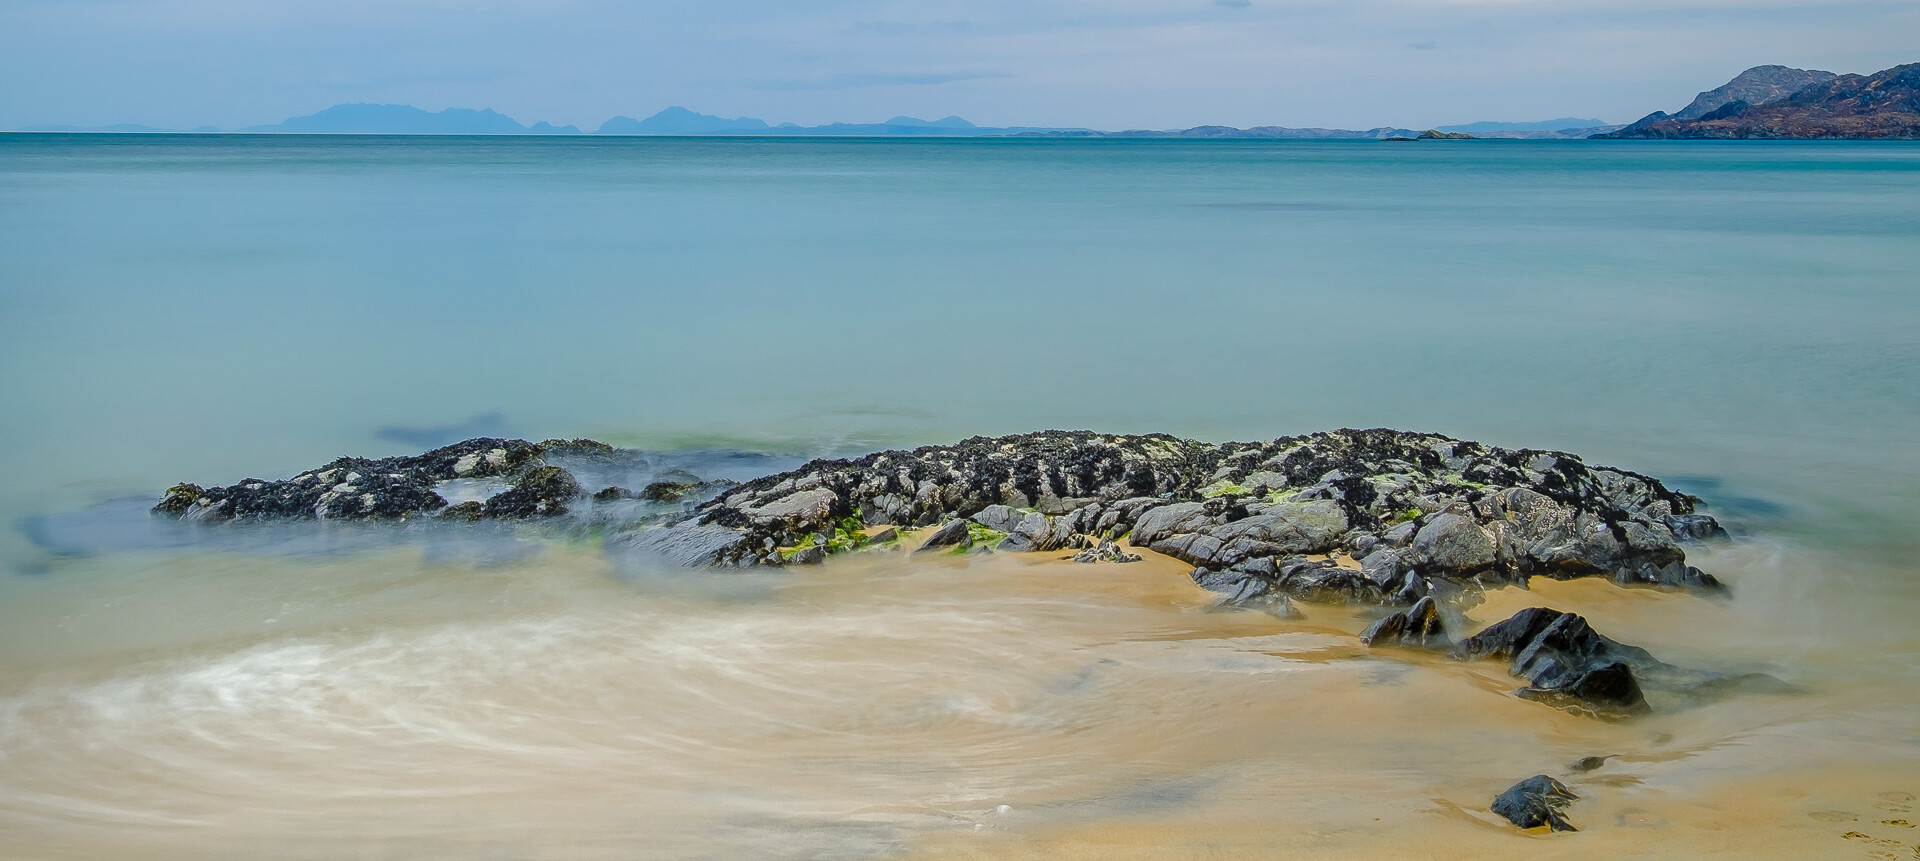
<box><xmin>153</xmin><ymin>428</ymin><xmax>1731</xmax><ymax>610</ymax></box>
<box><xmin>153</xmin><ymin>438</ymin><xmax>629</xmax><ymax>522</ymax></box>
<box><xmin>1492</xmin><ymin>775</ymin><xmax>1579</xmax><ymax>831</ymax></box>
<box><xmin>1598</xmin><ymin>62</ymin><xmax>1920</xmax><ymax>139</ymax></box>
<box><xmin>626</xmin><ymin>428</ymin><xmax>1726</xmax><ymax>605</ymax></box>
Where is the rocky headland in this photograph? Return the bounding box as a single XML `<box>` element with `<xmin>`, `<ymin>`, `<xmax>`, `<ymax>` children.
<box><xmin>155</xmin><ymin>427</ymin><xmax>1776</xmax><ymax>832</ymax></box>
<box><xmin>1597</xmin><ymin>62</ymin><xmax>1920</xmax><ymax>140</ymax></box>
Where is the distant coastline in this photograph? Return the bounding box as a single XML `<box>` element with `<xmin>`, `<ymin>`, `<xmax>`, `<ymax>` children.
<box><xmin>19</xmin><ymin>60</ymin><xmax>1917</xmax><ymax>140</ymax></box>
<box><xmin>13</xmin><ymin>103</ymin><xmax>1615</xmax><ymax>141</ymax></box>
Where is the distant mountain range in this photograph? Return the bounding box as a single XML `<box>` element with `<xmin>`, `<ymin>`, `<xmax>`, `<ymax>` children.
<box><xmin>249</xmin><ymin>104</ymin><xmax>582</xmax><ymax>135</ymax></box>
<box><xmin>16</xmin><ymin>104</ymin><xmax>1614</xmax><ymax>140</ymax></box>
<box><xmin>1596</xmin><ymin>63</ymin><xmax>1920</xmax><ymax>139</ymax></box>
<box><xmin>27</xmin><ymin>65</ymin><xmax>1916</xmax><ymax>141</ymax></box>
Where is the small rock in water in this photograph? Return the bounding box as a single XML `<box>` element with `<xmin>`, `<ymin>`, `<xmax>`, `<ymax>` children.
<box><xmin>1492</xmin><ymin>774</ymin><xmax>1580</xmax><ymax>832</ymax></box>
<box><xmin>593</xmin><ymin>486</ymin><xmax>632</xmax><ymax>502</ymax></box>
<box><xmin>1071</xmin><ymin>539</ymin><xmax>1141</xmax><ymax>564</ymax></box>
<box><xmin>1359</xmin><ymin>596</ymin><xmax>1449</xmax><ymax>648</ymax></box>
<box><xmin>1450</xmin><ymin>607</ymin><xmax>1651</xmax><ymax>718</ymax></box>
<box><xmin>1569</xmin><ymin>755</ymin><xmax>1614</xmax><ymax>773</ymax></box>
<box><xmin>865</xmin><ymin>526</ymin><xmax>899</xmax><ymax>545</ymax></box>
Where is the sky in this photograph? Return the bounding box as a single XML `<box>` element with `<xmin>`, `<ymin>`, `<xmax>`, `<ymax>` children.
<box><xmin>3</xmin><ymin>0</ymin><xmax>1916</xmax><ymax>131</ymax></box>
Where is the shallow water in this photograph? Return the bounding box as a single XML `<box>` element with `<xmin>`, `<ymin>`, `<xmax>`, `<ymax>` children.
<box><xmin>2</xmin><ymin>135</ymin><xmax>1918</xmax><ymax>858</ymax></box>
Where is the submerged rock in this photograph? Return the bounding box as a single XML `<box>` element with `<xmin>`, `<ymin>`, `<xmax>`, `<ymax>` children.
<box><xmin>1492</xmin><ymin>775</ymin><xmax>1579</xmax><ymax>831</ymax></box>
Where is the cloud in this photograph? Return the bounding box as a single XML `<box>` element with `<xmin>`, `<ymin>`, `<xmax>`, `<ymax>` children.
<box><xmin>747</xmin><ymin>71</ymin><xmax>1015</xmax><ymax>91</ymax></box>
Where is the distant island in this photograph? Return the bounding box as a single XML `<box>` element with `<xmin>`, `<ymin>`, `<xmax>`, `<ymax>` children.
<box><xmin>1595</xmin><ymin>62</ymin><xmax>1920</xmax><ymax>139</ymax></box>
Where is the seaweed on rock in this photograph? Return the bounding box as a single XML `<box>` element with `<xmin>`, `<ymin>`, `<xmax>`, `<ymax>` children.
<box><xmin>155</xmin><ymin>428</ymin><xmax>1732</xmax><ymax>609</ymax></box>
<box><xmin>617</xmin><ymin>428</ymin><xmax>1728</xmax><ymax>606</ymax></box>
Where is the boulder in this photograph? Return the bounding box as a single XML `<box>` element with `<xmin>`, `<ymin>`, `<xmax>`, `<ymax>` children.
<box><xmin>1406</xmin><ymin>512</ymin><xmax>1498</xmax><ymax>574</ymax></box>
<box><xmin>1360</xmin><ymin>596</ymin><xmax>1448</xmax><ymax>648</ymax></box>
<box><xmin>616</xmin><ymin>521</ymin><xmax>751</xmax><ymax>566</ymax></box>
<box><xmin>1491</xmin><ymin>775</ymin><xmax>1579</xmax><ymax>831</ymax></box>
<box><xmin>1450</xmin><ymin>608</ymin><xmax>1649</xmax><ymax>717</ymax></box>
<box><xmin>1072</xmin><ymin>539</ymin><xmax>1141</xmax><ymax>564</ymax></box>
<box><xmin>1191</xmin><ymin>566</ymin><xmax>1303</xmax><ymax>618</ymax></box>
<box><xmin>915</xmin><ymin>519</ymin><xmax>971</xmax><ymax>552</ymax></box>
<box><xmin>970</xmin><ymin>504</ymin><xmax>1026</xmax><ymax>534</ymax></box>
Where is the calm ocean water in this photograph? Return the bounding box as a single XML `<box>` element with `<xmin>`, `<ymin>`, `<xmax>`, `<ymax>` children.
<box><xmin>2</xmin><ymin>134</ymin><xmax>1917</xmax><ymax>858</ymax></box>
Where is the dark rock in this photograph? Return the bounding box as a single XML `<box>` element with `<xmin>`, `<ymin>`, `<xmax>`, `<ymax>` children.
<box><xmin>154</xmin><ymin>483</ymin><xmax>205</xmax><ymax>516</ymax></box>
<box><xmin>442</xmin><ymin>501</ymin><xmax>485</xmax><ymax>520</ymax></box>
<box><xmin>1391</xmin><ymin>571</ymin><xmax>1431</xmax><ymax>604</ymax></box>
<box><xmin>482</xmin><ymin>465</ymin><xmax>583</xmax><ymax>518</ymax></box>
<box><xmin>539</xmin><ymin>438</ymin><xmax>617</xmax><ymax>457</ymax></box>
<box><xmin>1568</xmin><ymin>755</ymin><xmax>1614</xmax><ymax>773</ymax></box>
<box><xmin>614</xmin><ymin>520</ymin><xmax>750</xmax><ymax>566</ymax></box>
<box><xmin>787</xmin><ymin>544</ymin><xmax>827</xmax><ymax>565</ymax></box>
<box><xmin>971</xmin><ymin>504</ymin><xmax>1027</xmax><ymax>534</ymax></box>
<box><xmin>640</xmin><ymin>481</ymin><xmax>702</xmax><ymax>502</ymax></box>
<box><xmin>866</xmin><ymin>526</ymin><xmax>899</xmax><ymax>545</ymax></box>
<box><xmin>915</xmin><ymin>519</ymin><xmax>971</xmax><ymax>552</ymax></box>
<box><xmin>1406</xmin><ymin>511</ymin><xmax>1498</xmax><ymax>574</ymax></box>
<box><xmin>1072</xmin><ymin>539</ymin><xmax>1141</xmax><ymax>564</ymax></box>
<box><xmin>1360</xmin><ymin>596</ymin><xmax>1448</xmax><ymax>648</ymax></box>
<box><xmin>151</xmin><ymin>438</ymin><xmax>566</xmax><ymax>522</ymax></box>
<box><xmin>1662</xmin><ymin>513</ymin><xmax>1729</xmax><ymax>542</ymax></box>
<box><xmin>1491</xmin><ymin>775</ymin><xmax>1579</xmax><ymax>831</ymax></box>
<box><xmin>1450</xmin><ymin>608</ymin><xmax>1649</xmax><ymax>717</ymax></box>
<box><xmin>1272</xmin><ymin>557</ymin><xmax>1388</xmax><ymax>604</ymax></box>
<box><xmin>593</xmin><ymin>486</ymin><xmax>633</xmax><ymax>502</ymax></box>
<box><xmin>1191</xmin><ymin>567</ymin><xmax>1303</xmax><ymax>618</ymax></box>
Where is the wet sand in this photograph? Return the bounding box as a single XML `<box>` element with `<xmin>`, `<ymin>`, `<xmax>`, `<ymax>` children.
<box><xmin>0</xmin><ymin>533</ymin><xmax>1916</xmax><ymax>860</ymax></box>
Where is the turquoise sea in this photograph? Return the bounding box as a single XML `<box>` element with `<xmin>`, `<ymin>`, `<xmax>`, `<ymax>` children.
<box><xmin>2</xmin><ymin>135</ymin><xmax>1918</xmax><ymax>858</ymax></box>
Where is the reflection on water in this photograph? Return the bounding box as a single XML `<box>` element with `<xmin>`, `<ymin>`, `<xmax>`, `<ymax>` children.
<box><xmin>1</xmin><ymin>535</ymin><xmax>1915</xmax><ymax>859</ymax></box>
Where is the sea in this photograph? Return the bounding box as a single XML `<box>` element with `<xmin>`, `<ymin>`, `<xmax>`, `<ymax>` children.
<box><xmin>1</xmin><ymin>134</ymin><xmax>1917</xmax><ymax>859</ymax></box>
